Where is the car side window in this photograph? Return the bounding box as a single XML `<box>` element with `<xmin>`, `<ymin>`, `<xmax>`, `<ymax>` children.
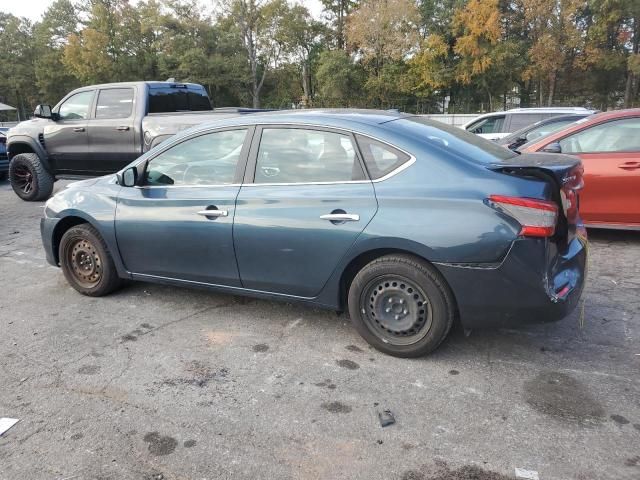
<box><xmin>355</xmin><ymin>135</ymin><xmax>410</xmax><ymax>179</ymax></box>
<box><xmin>254</xmin><ymin>128</ymin><xmax>365</xmax><ymax>183</ymax></box>
<box><xmin>468</xmin><ymin>115</ymin><xmax>505</xmax><ymax>134</ymax></box>
<box><xmin>57</xmin><ymin>91</ymin><xmax>94</xmax><ymax>120</ymax></box>
<box><xmin>95</xmin><ymin>88</ymin><xmax>134</xmax><ymax>119</ymax></box>
<box><xmin>559</xmin><ymin>118</ymin><xmax>640</xmax><ymax>153</ymax></box>
<box><xmin>525</xmin><ymin>119</ymin><xmax>576</xmax><ymax>142</ymax></box>
<box><xmin>508</xmin><ymin>114</ymin><xmax>543</xmax><ymax>132</ymax></box>
<box><xmin>145</xmin><ymin>129</ymin><xmax>248</xmax><ymax>186</ymax></box>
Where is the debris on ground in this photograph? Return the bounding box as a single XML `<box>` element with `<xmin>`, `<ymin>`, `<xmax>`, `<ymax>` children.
<box><xmin>0</xmin><ymin>418</ymin><xmax>20</xmax><ymax>436</ymax></box>
<box><xmin>378</xmin><ymin>409</ymin><xmax>395</xmax><ymax>427</ymax></box>
<box><xmin>515</xmin><ymin>467</ymin><xmax>539</xmax><ymax>480</ymax></box>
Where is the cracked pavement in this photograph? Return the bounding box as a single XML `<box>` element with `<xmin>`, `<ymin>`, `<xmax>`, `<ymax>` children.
<box><xmin>0</xmin><ymin>179</ymin><xmax>639</xmax><ymax>480</ymax></box>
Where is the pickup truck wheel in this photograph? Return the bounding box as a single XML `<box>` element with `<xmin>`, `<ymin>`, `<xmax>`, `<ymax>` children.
<box><xmin>59</xmin><ymin>224</ymin><xmax>122</xmax><ymax>297</ymax></box>
<box><xmin>9</xmin><ymin>153</ymin><xmax>54</xmax><ymax>201</ymax></box>
<box><xmin>347</xmin><ymin>254</ymin><xmax>455</xmax><ymax>358</ymax></box>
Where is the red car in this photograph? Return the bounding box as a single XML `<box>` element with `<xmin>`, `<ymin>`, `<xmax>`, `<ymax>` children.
<box><xmin>521</xmin><ymin>108</ymin><xmax>640</xmax><ymax>229</ymax></box>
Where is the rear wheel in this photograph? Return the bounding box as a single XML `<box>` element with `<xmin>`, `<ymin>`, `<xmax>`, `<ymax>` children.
<box><xmin>59</xmin><ymin>224</ymin><xmax>122</xmax><ymax>297</ymax></box>
<box><xmin>347</xmin><ymin>254</ymin><xmax>455</xmax><ymax>357</ymax></box>
<box><xmin>9</xmin><ymin>153</ymin><xmax>54</xmax><ymax>201</ymax></box>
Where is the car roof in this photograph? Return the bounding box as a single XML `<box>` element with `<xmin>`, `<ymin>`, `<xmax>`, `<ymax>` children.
<box><xmin>184</xmin><ymin>108</ymin><xmax>409</xmax><ymax>132</ymax></box>
<box><xmin>521</xmin><ymin>108</ymin><xmax>640</xmax><ymax>151</ymax></box>
<box><xmin>72</xmin><ymin>81</ymin><xmax>205</xmax><ymax>91</ymax></box>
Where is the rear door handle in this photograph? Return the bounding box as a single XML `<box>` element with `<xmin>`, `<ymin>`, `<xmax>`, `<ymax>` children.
<box><xmin>73</xmin><ymin>127</ymin><xmax>85</xmax><ymax>132</ymax></box>
<box><xmin>618</xmin><ymin>161</ymin><xmax>640</xmax><ymax>170</ymax></box>
<box><xmin>197</xmin><ymin>209</ymin><xmax>228</xmax><ymax>218</ymax></box>
<box><xmin>116</xmin><ymin>126</ymin><xmax>130</xmax><ymax>131</ymax></box>
<box><xmin>320</xmin><ymin>213</ymin><xmax>360</xmax><ymax>222</ymax></box>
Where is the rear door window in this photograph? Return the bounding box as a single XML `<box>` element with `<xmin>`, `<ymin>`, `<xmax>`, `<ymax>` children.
<box><xmin>508</xmin><ymin>114</ymin><xmax>544</xmax><ymax>132</ymax></box>
<box><xmin>253</xmin><ymin>128</ymin><xmax>365</xmax><ymax>183</ymax></box>
<box><xmin>95</xmin><ymin>88</ymin><xmax>134</xmax><ymax>119</ymax></box>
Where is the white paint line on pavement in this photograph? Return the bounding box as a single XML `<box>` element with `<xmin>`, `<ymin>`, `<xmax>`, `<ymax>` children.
<box><xmin>515</xmin><ymin>467</ymin><xmax>539</xmax><ymax>480</ymax></box>
<box><xmin>286</xmin><ymin>318</ymin><xmax>303</xmax><ymax>330</ymax></box>
<box><xmin>0</xmin><ymin>418</ymin><xmax>20</xmax><ymax>436</ymax></box>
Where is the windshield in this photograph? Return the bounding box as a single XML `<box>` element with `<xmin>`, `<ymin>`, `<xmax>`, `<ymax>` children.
<box><xmin>148</xmin><ymin>86</ymin><xmax>212</xmax><ymax>113</ymax></box>
<box><xmin>389</xmin><ymin>116</ymin><xmax>518</xmax><ymax>163</ymax></box>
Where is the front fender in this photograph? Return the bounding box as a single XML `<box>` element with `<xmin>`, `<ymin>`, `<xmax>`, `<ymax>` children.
<box><xmin>44</xmin><ymin>183</ymin><xmax>129</xmax><ymax>278</ymax></box>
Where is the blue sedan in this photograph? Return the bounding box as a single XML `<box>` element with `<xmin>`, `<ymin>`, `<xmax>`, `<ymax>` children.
<box><xmin>41</xmin><ymin>110</ymin><xmax>587</xmax><ymax>357</ymax></box>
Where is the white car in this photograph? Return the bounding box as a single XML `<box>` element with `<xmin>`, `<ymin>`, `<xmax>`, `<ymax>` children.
<box><xmin>462</xmin><ymin>107</ymin><xmax>598</xmax><ymax>141</ymax></box>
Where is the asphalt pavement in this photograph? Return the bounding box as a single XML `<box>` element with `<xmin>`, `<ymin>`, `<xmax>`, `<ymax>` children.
<box><xmin>0</xmin><ymin>179</ymin><xmax>639</xmax><ymax>480</ymax></box>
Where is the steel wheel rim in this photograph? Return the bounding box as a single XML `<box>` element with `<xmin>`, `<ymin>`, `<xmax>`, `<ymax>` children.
<box><xmin>13</xmin><ymin>165</ymin><xmax>34</xmax><ymax>194</ymax></box>
<box><xmin>67</xmin><ymin>238</ymin><xmax>102</xmax><ymax>288</ymax></box>
<box><xmin>359</xmin><ymin>275</ymin><xmax>433</xmax><ymax>346</ymax></box>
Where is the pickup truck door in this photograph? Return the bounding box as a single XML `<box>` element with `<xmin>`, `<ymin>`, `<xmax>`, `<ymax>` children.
<box><xmin>87</xmin><ymin>87</ymin><xmax>138</xmax><ymax>174</ymax></box>
<box><xmin>45</xmin><ymin>90</ymin><xmax>94</xmax><ymax>173</ymax></box>
<box><xmin>115</xmin><ymin>128</ymin><xmax>252</xmax><ymax>285</ymax></box>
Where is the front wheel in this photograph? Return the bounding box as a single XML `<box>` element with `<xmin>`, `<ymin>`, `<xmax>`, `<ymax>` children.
<box><xmin>347</xmin><ymin>254</ymin><xmax>455</xmax><ymax>357</ymax></box>
<box><xmin>9</xmin><ymin>153</ymin><xmax>54</xmax><ymax>201</ymax></box>
<box><xmin>59</xmin><ymin>224</ymin><xmax>122</xmax><ymax>297</ymax></box>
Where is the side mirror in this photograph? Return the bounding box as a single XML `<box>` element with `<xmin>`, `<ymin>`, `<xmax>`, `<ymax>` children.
<box><xmin>542</xmin><ymin>142</ymin><xmax>562</xmax><ymax>154</ymax></box>
<box><xmin>117</xmin><ymin>166</ymin><xmax>138</xmax><ymax>187</ymax></box>
<box><xmin>34</xmin><ymin>104</ymin><xmax>53</xmax><ymax>119</ymax></box>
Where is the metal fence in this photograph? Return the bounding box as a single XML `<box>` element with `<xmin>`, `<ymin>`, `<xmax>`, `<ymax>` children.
<box><xmin>417</xmin><ymin>114</ymin><xmax>479</xmax><ymax>127</ymax></box>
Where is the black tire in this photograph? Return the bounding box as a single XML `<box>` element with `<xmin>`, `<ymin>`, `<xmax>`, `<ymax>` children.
<box><xmin>9</xmin><ymin>153</ymin><xmax>54</xmax><ymax>201</ymax></box>
<box><xmin>59</xmin><ymin>224</ymin><xmax>122</xmax><ymax>297</ymax></box>
<box><xmin>347</xmin><ymin>254</ymin><xmax>455</xmax><ymax>358</ymax></box>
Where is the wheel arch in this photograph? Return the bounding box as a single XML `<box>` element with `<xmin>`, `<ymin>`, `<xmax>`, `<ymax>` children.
<box><xmin>337</xmin><ymin>246</ymin><xmax>459</xmax><ymax>315</ymax></box>
<box><xmin>7</xmin><ymin>137</ymin><xmax>51</xmax><ymax>173</ymax></box>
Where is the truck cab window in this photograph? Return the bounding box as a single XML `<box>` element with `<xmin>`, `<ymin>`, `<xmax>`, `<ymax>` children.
<box><xmin>57</xmin><ymin>91</ymin><xmax>95</xmax><ymax>120</ymax></box>
<box><xmin>96</xmin><ymin>88</ymin><xmax>134</xmax><ymax>119</ymax></box>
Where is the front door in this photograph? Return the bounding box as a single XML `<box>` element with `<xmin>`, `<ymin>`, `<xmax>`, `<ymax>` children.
<box><xmin>233</xmin><ymin>126</ymin><xmax>378</xmax><ymax>297</ymax></box>
<box><xmin>115</xmin><ymin>127</ymin><xmax>252</xmax><ymax>285</ymax></box>
<box><xmin>88</xmin><ymin>87</ymin><xmax>138</xmax><ymax>174</ymax></box>
<box><xmin>45</xmin><ymin>90</ymin><xmax>95</xmax><ymax>173</ymax></box>
<box><xmin>557</xmin><ymin>117</ymin><xmax>640</xmax><ymax>226</ymax></box>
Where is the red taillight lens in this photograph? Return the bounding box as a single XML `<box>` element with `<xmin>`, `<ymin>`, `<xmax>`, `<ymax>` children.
<box><xmin>488</xmin><ymin>195</ymin><xmax>558</xmax><ymax>237</ymax></box>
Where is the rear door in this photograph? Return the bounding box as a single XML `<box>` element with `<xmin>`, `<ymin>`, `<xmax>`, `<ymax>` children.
<box><xmin>87</xmin><ymin>87</ymin><xmax>138</xmax><ymax>174</ymax></box>
<box><xmin>45</xmin><ymin>90</ymin><xmax>94</xmax><ymax>173</ymax></box>
<box><xmin>556</xmin><ymin>117</ymin><xmax>640</xmax><ymax>226</ymax></box>
<box><xmin>233</xmin><ymin>126</ymin><xmax>378</xmax><ymax>297</ymax></box>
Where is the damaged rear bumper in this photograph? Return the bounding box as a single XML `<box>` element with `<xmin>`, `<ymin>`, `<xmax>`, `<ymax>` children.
<box><xmin>436</xmin><ymin>230</ymin><xmax>587</xmax><ymax>329</ymax></box>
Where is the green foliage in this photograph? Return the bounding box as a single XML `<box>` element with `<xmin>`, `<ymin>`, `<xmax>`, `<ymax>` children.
<box><xmin>0</xmin><ymin>0</ymin><xmax>638</xmax><ymax>116</ymax></box>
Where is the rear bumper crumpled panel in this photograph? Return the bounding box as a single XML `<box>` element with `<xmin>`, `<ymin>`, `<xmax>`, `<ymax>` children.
<box><xmin>436</xmin><ymin>230</ymin><xmax>587</xmax><ymax>330</ymax></box>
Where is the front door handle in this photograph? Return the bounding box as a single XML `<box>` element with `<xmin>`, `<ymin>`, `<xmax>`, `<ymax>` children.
<box><xmin>320</xmin><ymin>213</ymin><xmax>360</xmax><ymax>222</ymax></box>
<box><xmin>73</xmin><ymin>127</ymin><xmax>85</xmax><ymax>132</ymax></box>
<box><xmin>116</xmin><ymin>125</ymin><xmax>130</xmax><ymax>131</ymax></box>
<box><xmin>197</xmin><ymin>209</ymin><xmax>228</xmax><ymax>218</ymax></box>
<box><xmin>618</xmin><ymin>161</ymin><xmax>640</xmax><ymax>170</ymax></box>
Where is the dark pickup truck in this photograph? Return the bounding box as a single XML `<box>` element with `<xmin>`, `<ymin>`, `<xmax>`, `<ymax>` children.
<box><xmin>6</xmin><ymin>81</ymin><xmax>260</xmax><ymax>201</ymax></box>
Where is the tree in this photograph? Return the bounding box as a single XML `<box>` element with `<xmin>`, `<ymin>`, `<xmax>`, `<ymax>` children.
<box><xmin>315</xmin><ymin>50</ymin><xmax>364</xmax><ymax>106</ymax></box>
<box><xmin>320</xmin><ymin>0</ymin><xmax>358</xmax><ymax>49</ymax></box>
<box><xmin>219</xmin><ymin>0</ymin><xmax>291</xmax><ymax>108</ymax></box>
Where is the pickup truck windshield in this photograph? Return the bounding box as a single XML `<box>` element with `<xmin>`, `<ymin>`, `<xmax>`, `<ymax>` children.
<box><xmin>148</xmin><ymin>86</ymin><xmax>212</xmax><ymax>113</ymax></box>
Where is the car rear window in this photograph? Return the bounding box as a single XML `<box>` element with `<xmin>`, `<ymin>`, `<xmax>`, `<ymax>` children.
<box><xmin>389</xmin><ymin>116</ymin><xmax>517</xmax><ymax>164</ymax></box>
<box><xmin>148</xmin><ymin>86</ymin><xmax>212</xmax><ymax>113</ymax></box>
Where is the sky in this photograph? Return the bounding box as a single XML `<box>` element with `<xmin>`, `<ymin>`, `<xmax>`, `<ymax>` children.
<box><xmin>0</xmin><ymin>0</ymin><xmax>324</xmax><ymax>22</ymax></box>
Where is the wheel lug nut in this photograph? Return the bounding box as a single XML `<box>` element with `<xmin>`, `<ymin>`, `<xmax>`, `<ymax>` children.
<box><xmin>385</xmin><ymin>308</ymin><xmax>391</xmax><ymax>313</ymax></box>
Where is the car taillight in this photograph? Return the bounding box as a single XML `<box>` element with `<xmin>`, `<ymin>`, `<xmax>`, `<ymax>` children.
<box><xmin>488</xmin><ymin>195</ymin><xmax>558</xmax><ymax>237</ymax></box>
<box><xmin>561</xmin><ymin>164</ymin><xmax>583</xmax><ymax>223</ymax></box>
